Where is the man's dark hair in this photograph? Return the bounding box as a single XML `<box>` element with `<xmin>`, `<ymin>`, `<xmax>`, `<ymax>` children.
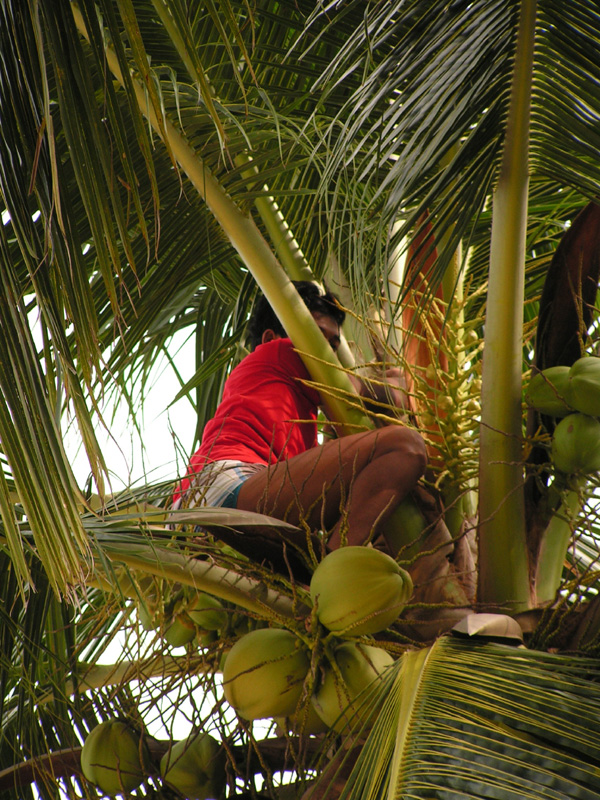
<box><xmin>246</xmin><ymin>281</ymin><xmax>345</xmax><ymax>350</ymax></box>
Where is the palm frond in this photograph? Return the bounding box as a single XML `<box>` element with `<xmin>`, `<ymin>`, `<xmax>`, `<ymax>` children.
<box><xmin>295</xmin><ymin>0</ymin><xmax>600</xmax><ymax>323</ymax></box>
<box><xmin>328</xmin><ymin>636</ymin><xmax>600</xmax><ymax>800</ymax></box>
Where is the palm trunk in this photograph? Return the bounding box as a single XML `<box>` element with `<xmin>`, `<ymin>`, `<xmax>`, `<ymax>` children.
<box><xmin>477</xmin><ymin>0</ymin><xmax>537</xmax><ymax>611</ymax></box>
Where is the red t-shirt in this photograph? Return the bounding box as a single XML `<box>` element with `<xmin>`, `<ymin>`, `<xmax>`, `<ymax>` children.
<box><xmin>175</xmin><ymin>338</ymin><xmax>321</xmax><ymax>498</ymax></box>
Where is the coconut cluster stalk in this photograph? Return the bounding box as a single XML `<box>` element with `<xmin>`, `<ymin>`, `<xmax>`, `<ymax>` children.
<box><xmin>535</xmin><ymin>489</ymin><xmax>582</xmax><ymax>604</ymax></box>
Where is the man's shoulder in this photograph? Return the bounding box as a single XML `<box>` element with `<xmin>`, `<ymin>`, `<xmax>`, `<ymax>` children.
<box><xmin>251</xmin><ymin>337</ymin><xmax>295</xmax><ymax>361</ymax></box>
<box><xmin>242</xmin><ymin>338</ymin><xmax>307</xmax><ymax>377</ymax></box>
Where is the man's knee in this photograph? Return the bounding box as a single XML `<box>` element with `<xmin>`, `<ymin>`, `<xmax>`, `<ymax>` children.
<box><xmin>383</xmin><ymin>428</ymin><xmax>427</xmax><ymax>486</ymax></box>
<box><xmin>373</xmin><ymin>426</ymin><xmax>427</xmax><ymax>462</ymax></box>
<box><xmin>399</xmin><ymin>429</ymin><xmax>428</xmax><ymax>475</ymax></box>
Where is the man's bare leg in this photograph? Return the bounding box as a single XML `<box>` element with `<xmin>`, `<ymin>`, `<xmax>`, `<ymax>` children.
<box><xmin>236</xmin><ymin>426</ymin><xmax>427</xmax><ymax>550</ymax></box>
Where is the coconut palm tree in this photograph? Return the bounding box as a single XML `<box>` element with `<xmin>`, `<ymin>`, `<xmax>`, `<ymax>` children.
<box><xmin>2</xmin><ymin>0</ymin><xmax>600</xmax><ymax>798</ymax></box>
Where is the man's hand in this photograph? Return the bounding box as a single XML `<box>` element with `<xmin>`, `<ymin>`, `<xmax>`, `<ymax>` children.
<box><xmin>349</xmin><ymin>367</ymin><xmax>410</xmax><ymax>414</ymax></box>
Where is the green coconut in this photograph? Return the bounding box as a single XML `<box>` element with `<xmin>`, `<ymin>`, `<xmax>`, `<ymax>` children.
<box><xmin>197</xmin><ymin>629</ymin><xmax>218</xmax><ymax>648</ymax></box>
<box><xmin>222</xmin><ymin>628</ymin><xmax>310</xmax><ymax>720</ymax></box>
<box><xmin>80</xmin><ymin>720</ymin><xmax>149</xmax><ymax>796</ymax></box>
<box><xmin>551</xmin><ymin>413</ymin><xmax>600</xmax><ymax>475</ymax></box>
<box><xmin>164</xmin><ymin>611</ymin><xmax>197</xmax><ymax>647</ymax></box>
<box><xmin>137</xmin><ymin>601</ymin><xmax>158</xmax><ymax>631</ymax></box>
<box><xmin>187</xmin><ymin>592</ymin><xmax>228</xmax><ymax>631</ymax></box>
<box><xmin>160</xmin><ymin>732</ymin><xmax>226</xmax><ymax>800</ymax></box>
<box><xmin>310</xmin><ymin>547</ymin><xmax>413</xmax><ymax>636</ymax></box>
<box><xmin>230</xmin><ymin>611</ymin><xmax>252</xmax><ymax>637</ymax></box>
<box><xmin>525</xmin><ymin>366</ymin><xmax>572</xmax><ymax>416</ymax></box>
<box><xmin>311</xmin><ymin>642</ymin><xmax>394</xmax><ymax>732</ymax></box>
<box><xmin>568</xmin><ymin>356</ymin><xmax>600</xmax><ymax>417</ymax></box>
<box><xmin>381</xmin><ymin>497</ymin><xmax>428</xmax><ymax>560</ymax></box>
<box><xmin>276</xmin><ymin>702</ymin><xmax>330</xmax><ymax>736</ymax></box>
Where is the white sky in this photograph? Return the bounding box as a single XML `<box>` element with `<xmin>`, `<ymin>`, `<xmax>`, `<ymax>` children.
<box><xmin>63</xmin><ymin>329</ymin><xmax>198</xmax><ymax>494</ymax></box>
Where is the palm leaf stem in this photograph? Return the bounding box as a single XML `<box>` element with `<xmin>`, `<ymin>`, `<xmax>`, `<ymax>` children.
<box><xmin>386</xmin><ymin>645</ymin><xmax>431</xmax><ymax>800</ymax></box>
<box><xmin>0</xmin><ymin>735</ymin><xmax>321</xmax><ymax>793</ymax></box>
<box><xmin>31</xmin><ymin>654</ymin><xmax>210</xmax><ymax>712</ymax></box>
<box><xmin>334</xmin><ymin>636</ymin><xmax>600</xmax><ymax>800</ymax></box>
<box><xmin>477</xmin><ymin>0</ymin><xmax>536</xmax><ymax>610</ymax></box>
<box><xmin>93</xmin><ymin>541</ymin><xmax>303</xmax><ymax>619</ymax></box>
<box><xmin>234</xmin><ymin>153</ymin><xmax>357</xmax><ymax>369</ymax></box>
<box><xmin>0</xmin><ymin>749</ymin><xmax>82</xmax><ymax>795</ymax></box>
<box><xmin>440</xmin><ymin>240</ymin><xmax>467</xmax><ymax>540</ymax></box>
<box><xmin>438</xmin><ymin>144</ymin><xmax>466</xmax><ymax>307</ymax></box>
<box><xmin>147</xmin><ymin>0</ymin><xmax>228</xmax><ymax>148</ymax></box>
<box><xmin>72</xmin><ymin>5</ymin><xmax>370</xmax><ymax>433</ymax></box>
<box><xmin>234</xmin><ymin>153</ymin><xmax>315</xmax><ymax>283</ymax></box>
<box><xmin>328</xmin><ymin>251</ymin><xmax>377</xmax><ymax>365</ymax></box>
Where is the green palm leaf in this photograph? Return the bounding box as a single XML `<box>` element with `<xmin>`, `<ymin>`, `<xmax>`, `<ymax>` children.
<box><xmin>302</xmin><ymin>0</ymin><xmax>600</xmax><ymax>304</ymax></box>
<box><xmin>332</xmin><ymin>636</ymin><xmax>600</xmax><ymax>800</ymax></box>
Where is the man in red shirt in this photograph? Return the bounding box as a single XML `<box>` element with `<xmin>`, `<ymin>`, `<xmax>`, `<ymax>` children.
<box><xmin>178</xmin><ymin>282</ymin><xmax>427</xmax><ymax>562</ymax></box>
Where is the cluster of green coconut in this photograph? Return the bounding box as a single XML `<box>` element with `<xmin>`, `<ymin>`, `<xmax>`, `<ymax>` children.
<box><xmin>138</xmin><ymin>582</ymin><xmax>254</xmax><ymax>650</ymax></box>
<box><xmin>80</xmin><ymin>720</ymin><xmax>225</xmax><ymax>799</ymax></box>
<box><xmin>526</xmin><ymin>356</ymin><xmax>600</xmax><ymax>475</ymax></box>
<box><xmin>222</xmin><ymin>546</ymin><xmax>413</xmax><ymax>733</ymax></box>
